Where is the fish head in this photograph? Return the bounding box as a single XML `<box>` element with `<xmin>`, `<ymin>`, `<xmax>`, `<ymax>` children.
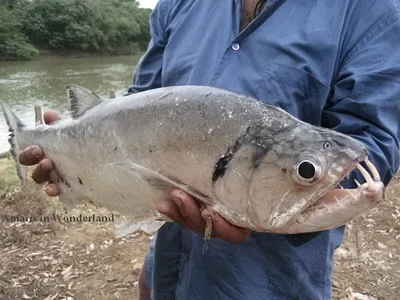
<box><xmin>213</xmin><ymin>122</ymin><xmax>384</xmax><ymax>232</ymax></box>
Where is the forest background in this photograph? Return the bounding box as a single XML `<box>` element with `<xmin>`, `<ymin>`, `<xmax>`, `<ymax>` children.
<box><xmin>0</xmin><ymin>0</ymin><xmax>152</xmax><ymax>61</ymax></box>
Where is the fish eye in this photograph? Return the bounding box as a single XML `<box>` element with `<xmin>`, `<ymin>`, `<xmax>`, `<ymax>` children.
<box><xmin>297</xmin><ymin>160</ymin><xmax>316</xmax><ymax>180</ymax></box>
<box><xmin>291</xmin><ymin>155</ymin><xmax>326</xmax><ymax>187</ymax></box>
<box><xmin>323</xmin><ymin>141</ymin><xmax>331</xmax><ymax>150</ymax></box>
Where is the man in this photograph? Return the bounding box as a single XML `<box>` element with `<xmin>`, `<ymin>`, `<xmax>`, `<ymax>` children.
<box><xmin>20</xmin><ymin>0</ymin><xmax>400</xmax><ymax>299</ymax></box>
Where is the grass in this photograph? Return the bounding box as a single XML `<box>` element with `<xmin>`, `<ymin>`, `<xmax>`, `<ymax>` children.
<box><xmin>0</xmin><ymin>156</ymin><xmax>20</xmax><ymax>190</ymax></box>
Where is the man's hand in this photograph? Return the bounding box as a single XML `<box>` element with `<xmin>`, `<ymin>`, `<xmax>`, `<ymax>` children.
<box><xmin>19</xmin><ymin>112</ymin><xmax>250</xmax><ymax>243</ymax></box>
<box><xmin>19</xmin><ymin>111</ymin><xmax>61</xmax><ymax>196</ymax></box>
<box><xmin>157</xmin><ymin>189</ymin><xmax>250</xmax><ymax>243</ymax></box>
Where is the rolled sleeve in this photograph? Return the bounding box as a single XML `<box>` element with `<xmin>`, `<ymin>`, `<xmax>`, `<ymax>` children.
<box><xmin>127</xmin><ymin>0</ymin><xmax>171</xmax><ymax>94</ymax></box>
<box><xmin>322</xmin><ymin>10</ymin><xmax>400</xmax><ymax>185</ymax></box>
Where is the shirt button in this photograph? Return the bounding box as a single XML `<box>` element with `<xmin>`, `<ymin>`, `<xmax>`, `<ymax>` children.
<box><xmin>232</xmin><ymin>43</ymin><xmax>240</xmax><ymax>51</ymax></box>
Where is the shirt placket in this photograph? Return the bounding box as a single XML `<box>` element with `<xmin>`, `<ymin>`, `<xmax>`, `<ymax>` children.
<box><xmin>209</xmin><ymin>0</ymin><xmax>286</xmax><ymax>86</ymax></box>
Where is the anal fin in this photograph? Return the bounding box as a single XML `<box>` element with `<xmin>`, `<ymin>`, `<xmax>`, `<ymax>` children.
<box><xmin>115</xmin><ymin>218</ymin><xmax>165</xmax><ymax>238</ymax></box>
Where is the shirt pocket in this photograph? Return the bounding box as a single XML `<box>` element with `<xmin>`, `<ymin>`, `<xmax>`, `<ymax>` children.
<box><xmin>256</xmin><ymin>62</ymin><xmax>331</xmax><ymax>126</ymax></box>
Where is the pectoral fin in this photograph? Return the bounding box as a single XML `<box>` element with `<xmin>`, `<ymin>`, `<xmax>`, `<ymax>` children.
<box><xmin>110</xmin><ymin>162</ymin><xmax>212</xmax><ymax>204</ymax></box>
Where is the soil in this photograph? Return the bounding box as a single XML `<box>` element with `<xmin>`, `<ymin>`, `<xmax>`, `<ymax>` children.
<box><xmin>0</xmin><ymin>158</ymin><xmax>399</xmax><ymax>300</ymax></box>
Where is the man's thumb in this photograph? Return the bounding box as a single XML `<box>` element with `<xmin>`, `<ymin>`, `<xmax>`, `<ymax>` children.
<box><xmin>43</xmin><ymin>111</ymin><xmax>61</xmax><ymax>124</ymax></box>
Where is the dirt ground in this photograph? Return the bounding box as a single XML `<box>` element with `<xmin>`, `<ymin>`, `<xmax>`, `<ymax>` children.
<box><xmin>0</xmin><ymin>157</ymin><xmax>399</xmax><ymax>300</ymax></box>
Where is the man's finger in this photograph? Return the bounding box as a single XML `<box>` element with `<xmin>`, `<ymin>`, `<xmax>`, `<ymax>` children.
<box><xmin>45</xmin><ymin>183</ymin><xmax>61</xmax><ymax>196</ymax></box>
<box><xmin>19</xmin><ymin>146</ymin><xmax>44</xmax><ymax>165</ymax></box>
<box><xmin>171</xmin><ymin>189</ymin><xmax>206</xmax><ymax>233</ymax></box>
<box><xmin>157</xmin><ymin>200</ymin><xmax>191</xmax><ymax>229</ymax></box>
<box><xmin>19</xmin><ymin>111</ymin><xmax>61</xmax><ymax>166</ymax></box>
<box><xmin>43</xmin><ymin>111</ymin><xmax>61</xmax><ymax>124</ymax></box>
<box><xmin>31</xmin><ymin>158</ymin><xmax>55</xmax><ymax>184</ymax></box>
<box><xmin>201</xmin><ymin>209</ymin><xmax>250</xmax><ymax>244</ymax></box>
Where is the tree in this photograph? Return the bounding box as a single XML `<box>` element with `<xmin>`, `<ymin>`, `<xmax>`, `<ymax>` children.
<box><xmin>22</xmin><ymin>0</ymin><xmax>151</xmax><ymax>54</ymax></box>
<box><xmin>0</xmin><ymin>5</ymin><xmax>38</xmax><ymax>61</ymax></box>
<box><xmin>0</xmin><ymin>0</ymin><xmax>152</xmax><ymax>61</ymax></box>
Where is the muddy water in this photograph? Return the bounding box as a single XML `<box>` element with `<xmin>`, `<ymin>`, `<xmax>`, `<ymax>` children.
<box><xmin>0</xmin><ymin>55</ymin><xmax>141</xmax><ymax>153</ymax></box>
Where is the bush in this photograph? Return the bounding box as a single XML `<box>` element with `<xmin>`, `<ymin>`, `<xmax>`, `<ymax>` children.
<box><xmin>0</xmin><ymin>0</ymin><xmax>152</xmax><ymax>61</ymax></box>
<box><xmin>0</xmin><ymin>7</ymin><xmax>39</xmax><ymax>61</ymax></box>
<box><xmin>22</xmin><ymin>0</ymin><xmax>152</xmax><ymax>54</ymax></box>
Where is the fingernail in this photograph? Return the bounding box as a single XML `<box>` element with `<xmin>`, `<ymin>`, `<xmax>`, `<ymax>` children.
<box><xmin>31</xmin><ymin>146</ymin><xmax>42</xmax><ymax>157</ymax></box>
<box><xmin>172</xmin><ymin>197</ymin><xmax>182</xmax><ymax>207</ymax></box>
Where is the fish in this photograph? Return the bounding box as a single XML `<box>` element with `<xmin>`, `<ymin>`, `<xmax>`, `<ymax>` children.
<box><xmin>0</xmin><ymin>85</ymin><xmax>385</xmax><ymax>238</ymax></box>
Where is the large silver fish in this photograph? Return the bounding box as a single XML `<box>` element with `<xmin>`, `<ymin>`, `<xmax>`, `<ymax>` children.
<box><xmin>0</xmin><ymin>85</ymin><xmax>384</xmax><ymax>236</ymax></box>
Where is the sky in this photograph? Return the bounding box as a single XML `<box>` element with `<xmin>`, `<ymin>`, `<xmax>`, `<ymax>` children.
<box><xmin>139</xmin><ymin>0</ymin><xmax>158</xmax><ymax>9</ymax></box>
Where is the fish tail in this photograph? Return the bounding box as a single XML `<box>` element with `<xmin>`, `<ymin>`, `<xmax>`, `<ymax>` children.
<box><xmin>0</xmin><ymin>101</ymin><xmax>28</xmax><ymax>186</ymax></box>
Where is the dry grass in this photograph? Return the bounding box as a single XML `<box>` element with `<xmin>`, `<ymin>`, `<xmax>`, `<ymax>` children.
<box><xmin>332</xmin><ymin>175</ymin><xmax>400</xmax><ymax>300</ymax></box>
<box><xmin>0</xmin><ymin>157</ymin><xmax>399</xmax><ymax>299</ymax></box>
<box><xmin>0</xmin><ymin>157</ymin><xmax>147</xmax><ymax>300</ymax></box>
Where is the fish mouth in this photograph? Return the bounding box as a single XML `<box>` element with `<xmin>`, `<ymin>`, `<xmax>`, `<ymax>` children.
<box><xmin>298</xmin><ymin>157</ymin><xmax>384</xmax><ymax>221</ymax></box>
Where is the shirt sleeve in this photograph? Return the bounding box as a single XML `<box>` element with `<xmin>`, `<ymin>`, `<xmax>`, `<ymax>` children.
<box><xmin>127</xmin><ymin>1</ymin><xmax>170</xmax><ymax>94</ymax></box>
<box><xmin>322</xmin><ymin>9</ymin><xmax>400</xmax><ymax>186</ymax></box>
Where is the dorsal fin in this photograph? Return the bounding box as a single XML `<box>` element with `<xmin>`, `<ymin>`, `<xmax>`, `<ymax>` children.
<box><xmin>67</xmin><ymin>85</ymin><xmax>104</xmax><ymax>118</ymax></box>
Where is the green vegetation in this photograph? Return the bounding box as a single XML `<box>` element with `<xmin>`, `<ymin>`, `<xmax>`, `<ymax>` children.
<box><xmin>0</xmin><ymin>156</ymin><xmax>19</xmax><ymax>191</ymax></box>
<box><xmin>0</xmin><ymin>2</ymin><xmax>39</xmax><ymax>61</ymax></box>
<box><xmin>0</xmin><ymin>0</ymin><xmax>152</xmax><ymax>61</ymax></box>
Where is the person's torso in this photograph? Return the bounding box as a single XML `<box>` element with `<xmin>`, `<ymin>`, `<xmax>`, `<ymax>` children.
<box><xmin>158</xmin><ymin>0</ymin><xmax>351</xmax><ymax>126</ymax></box>
<box><xmin>151</xmin><ymin>1</ymin><xmax>371</xmax><ymax>299</ymax></box>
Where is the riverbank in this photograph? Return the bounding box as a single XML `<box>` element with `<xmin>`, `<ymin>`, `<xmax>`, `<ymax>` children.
<box><xmin>0</xmin><ymin>157</ymin><xmax>399</xmax><ymax>299</ymax></box>
<box><xmin>36</xmin><ymin>48</ymin><xmax>143</xmax><ymax>60</ymax></box>
<box><xmin>0</xmin><ymin>48</ymin><xmax>144</xmax><ymax>63</ymax></box>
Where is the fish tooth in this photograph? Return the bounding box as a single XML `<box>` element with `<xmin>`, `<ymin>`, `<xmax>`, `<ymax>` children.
<box><xmin>357</xmin><ymin>163</ymin><xmax>374</xmax><ymax>187</ymax></box>
<box><xmin>334</xmin><ymin>196</ymin><xmax>341</xmax><ymax>206</ymax></box>
<box><xmin>354</xmin><ymin>179</ymin><xmax>361</xmax><ymax>187</ymax></box>
<box><xmin>364</xmin><ymin>158</ymin><xmax>381</xmax><ymax>181</ymax></box>
<box><xmin>323</xmin><ymin>202</ymin><xmax>331</xmax><ymax>212</ymax></box>
<box><xmin>345</xmin><ymin>188</ymin><xmax>357</xmax><ymax>200</ymax></box>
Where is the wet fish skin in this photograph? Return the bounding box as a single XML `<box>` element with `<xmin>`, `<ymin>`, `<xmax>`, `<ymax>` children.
<box><xmin>0</xmin><ymin>85</ymin><xmax>384</xmax><ymax>236</ymax></box>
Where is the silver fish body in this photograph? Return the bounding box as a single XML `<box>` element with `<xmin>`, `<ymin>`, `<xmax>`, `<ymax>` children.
<box><xmin>1</xmin><ymin>85</ymin><xmax>385</xmax><ymax>235</ymax></box>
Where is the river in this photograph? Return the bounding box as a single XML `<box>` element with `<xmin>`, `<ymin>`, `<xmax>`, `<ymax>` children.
<box><xmin>0</xmin><ymin>55</ymin><xmax>141</xmax><ymax>153</ymax></box>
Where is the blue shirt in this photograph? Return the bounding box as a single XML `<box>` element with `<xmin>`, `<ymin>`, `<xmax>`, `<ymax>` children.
<box><xmin>128</xmin><ymin>1</ymin><xmax>400</xmax><ymax>299</ymax></box>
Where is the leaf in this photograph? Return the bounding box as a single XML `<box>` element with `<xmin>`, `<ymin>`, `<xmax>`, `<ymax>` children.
<box><xmin>61</xmin><ymin>264</ymin><xmax>73</xmax><ymax>276</ymax></box>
